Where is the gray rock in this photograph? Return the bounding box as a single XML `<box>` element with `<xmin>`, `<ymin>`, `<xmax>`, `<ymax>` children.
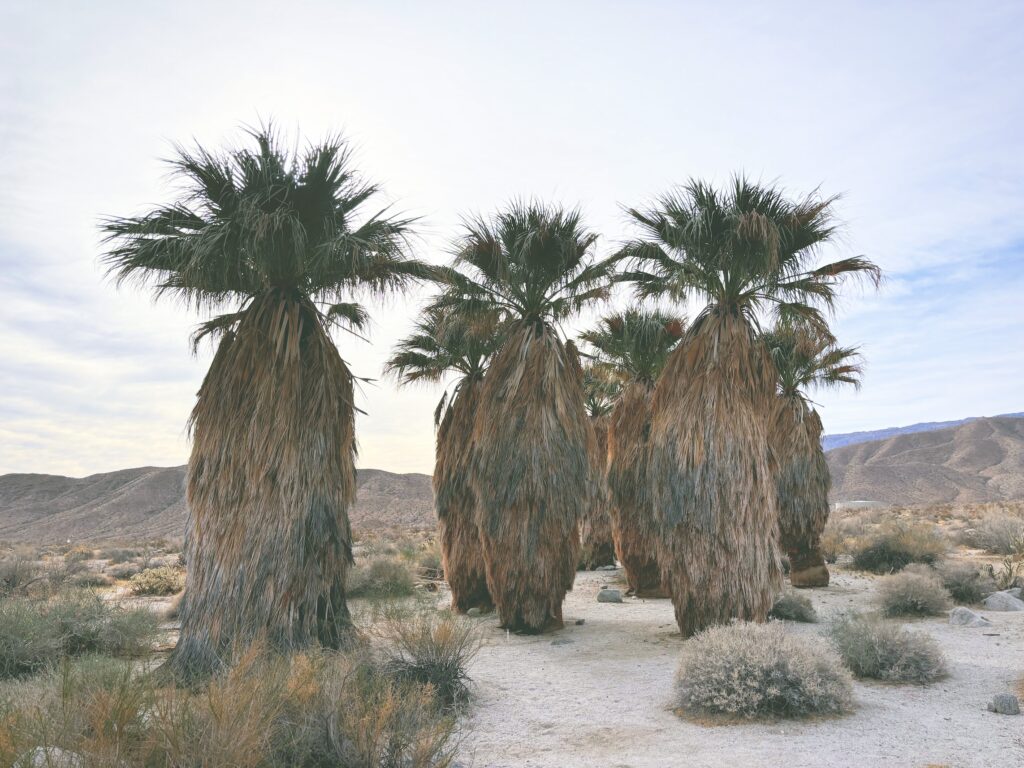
<box><xmin>948</xmin><ymin>606</ymin><xmax>993</xmax><ymax>627</ymax></box>
<box><xmin>982</xmin><ymin>592</ymin><xmax>1024</xmax><ymax>611</ymax></box>
<box><xmin>595</xmin><ymin>564</ymin><xmax>618</xmax><ymax>571</ymax></box>
<box><xmin>466</xmin><ymin>607</ymin><xmax>482</xmax><ymax>617</ymax></box>
<box><xmin>22</xmin><ymin>747</ymin><xmax>85</xmax><ymax>768</ymax></box>
<box><xmin>597</xmin><ymin>588</ymin><xmax>623</xmax><ymax>603</ymax></box>
<box><xmin>1003</xmin><ymin>587</ymin><xmax>1022</xmax><ymax>599</ymax></box>
<box><xmin>550</xmin><ymin>637</ymin><xmax>575</xmax><ymax>646</ymax></box>
<box><xmin>988</xmin><ymin>694</ymin><xmax>1021</xmax><ymax>715</ymax></box>
<box><xmin>574</xmin><ymin>618</ymin><xmax>585</xmax><ymax>625</ymax></box>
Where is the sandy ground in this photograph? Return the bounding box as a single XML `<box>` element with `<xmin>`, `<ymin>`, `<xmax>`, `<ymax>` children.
<box><xmin>455</xmin><ymin>568</ymin><xmax>1024</xmax><ymax>768</ymax></box>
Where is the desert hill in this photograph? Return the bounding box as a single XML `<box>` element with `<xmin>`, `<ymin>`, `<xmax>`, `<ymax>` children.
<box><xmin>0</xmin><ymin>466</ymin><xmax>434</xmax><ymax>543</ymax></box>
<box><xmin>827</xmin><ymin>415</ymin><xmax>1024</xmax><ymax>505</ymax></box>
<box><xmin>821</xmin><ymin>410</ymin><xmax>1024</xmax><ymax>451</ymax></box>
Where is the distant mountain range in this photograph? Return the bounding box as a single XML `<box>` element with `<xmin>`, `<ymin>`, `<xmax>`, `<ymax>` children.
<box><xmin>2</xmin><ymin>411</ymin><xmax>1023</xmax><ymax>542</ymax></box>
<box><xmin>822</xmin><ymin>411</ymin><xmax>1024</xmax><ymax>451</ymax></box>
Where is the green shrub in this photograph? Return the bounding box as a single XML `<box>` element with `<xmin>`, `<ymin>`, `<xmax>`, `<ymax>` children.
<box><xmin>937</xmin><ymin>561</ymin><xmax>996</xmax><ymax>604</ymax></box>
<box><xmin>850</xmin><ymin>522</ymin><xmax>946</xmax><ymax>573</ymax></box>
<box><xmin>827</xmin><ymin>613</ymin><xmax>947</xmax><ymax>684</ymax></box>
<box><xmin>769</xmin><ymin>591</ymin><xmax>817</xmax><ymax>623</ymax></box>
<box><xmin>0</xmin><ymin>592</ymin><xmax>159</xmax><ymax>679</ymax></box>
<box><xmin>129</xmin><ymin>566</ymin><xmax>184</xmax><ymax>596</ymax></box>
<box><xmin>348</xmin><ymin>558</ymin><xmax>415</xmax><ymax>599</ymax></box>
<box><xmin>381</xmin><ymin>612</ymin><xmax>479</xmax><ymax>709</ymax></box>
<box><xmin>674</xmin><ymin>622</ymin><xmax>853</xmax><ymax>720</ymax></box>
<box><xmin>963</xmin><ymin>512</ymin><xmax>1024</xmax><ymax>555</ymax></box>
<box><xmin>876</xmin><ymin>570</ymin><xmax>951</xmax><ymax>617</ymax></box>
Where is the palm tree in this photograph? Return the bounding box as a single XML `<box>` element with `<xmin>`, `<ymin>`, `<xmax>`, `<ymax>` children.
<box><xmin>578</xmin><ymin>363</ymin><xmax>619</xmax><ymax>570</ymax></box>
<box><xmin>764</xmin><ymin>323</ymin><xmax>863</xmax><ymax>587</ymax></box>
<box><xmin>102</xmin><ymin>128</ymin><xmax>430</xmax><ymax>679</ymax></box>
<box><xmin>437</xmin><ymin>201</ymin><xmax>617</xmax><ymax>632</ymax></box>
<box><xmin>580</xmin><ymin>309</ymin><xmax>684</xmax><ymax>596</ymax></box>
<box><xmin>385</xmin><ymin>303</ymin><xmax>503</xmax><ymax>612</ymax></box>
<box><xmin>620</xmin><ymin>177</ymin><xmax>880</xmax><ymax>636</ymax></box>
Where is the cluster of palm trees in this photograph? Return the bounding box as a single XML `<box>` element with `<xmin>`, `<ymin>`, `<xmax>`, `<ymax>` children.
<box><xmin>103</xmin><ymin>127</ymin><xmax>877</xmax><ymax>678</ymax></box>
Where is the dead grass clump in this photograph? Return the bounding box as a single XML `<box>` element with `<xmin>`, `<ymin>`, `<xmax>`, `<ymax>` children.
<box><xmin>769</xmin><ymin>591</ymin><xmax>818</xmax><ymax>623</ymax></box>
<box><xmin>129</xmin><ymin>567</ymin><xmax>184</xmax><ymax>596</ymax></box>
<box><xmin>675</xmin><ymin>622</ymin><xmax>852</xmax><ymax>720</ymax></box>
<box><xmin>876</xmin><ymin>570</ymin><xmax>951</xmax><ymax>617</ymax></box>
<box><xmin>348</xmin><ymin>557</ymin><xmax>416</xmax><ymax>600</ymax></box>
<box><xmin>850</xmin><ymin>522</ymin><xmax>946</xmax><ymax>574</ymax></box>
<box><xmin>961</xmin><ymin>512</ymin><xmax>1024</xmax><ymax>555</ymax></box>
<box><xmin>936</xmin><ymin>561</ymin><xmax>997</xmax><ymax>604</ymax></box>
<box><xmin>827</xmin><ymin>613</ymin><xmax>947</xmax><ymax>684</ymax></box>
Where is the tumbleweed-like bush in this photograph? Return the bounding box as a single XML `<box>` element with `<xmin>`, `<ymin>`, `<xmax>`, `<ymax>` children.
<box><xmin>827</xmin><ymin>612</ymin><xmax>948</xmax><ymax>684</ymax></box>
<box><xmin>769</xmin><ymin>591</ymin><xmax>818</xmax><ymax>623</ymax></box>
<box><xmin>876</xmin><ymin>570</ymin><xmax>952</xmax><ymax>617</ymax></box>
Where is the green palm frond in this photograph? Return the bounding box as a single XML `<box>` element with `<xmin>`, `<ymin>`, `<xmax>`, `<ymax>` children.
<box><xmin>762</xmin><ymin>322</ymin><xmax>864</xmax><ymax>402</ymax></box>
<box><xmin>580</xmin><ymin>308</ymin><xmax>686</xmax><ymax>386</ymax></box>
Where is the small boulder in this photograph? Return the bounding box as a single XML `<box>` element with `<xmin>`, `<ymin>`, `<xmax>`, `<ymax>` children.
<box><xmin>982</xmin><ymin>591</ymin><xmax>1024</xmax><ymax>612</ymax></box>
<box><xmin>988</xmin><ymin>694</ymin><xmax>1021</xmax><ymax>715</ymax></box>
<box><xmin>466</xmin><ymin>607</ymin><xmax>482</xmax><ymax>617</ymax></box>
<box><xmin>597</xmin><ymin>588</ymin><xmax>623</xmax><ymax>603</ymax></box>
<box><xmin>948</xmin><ymin>606</ymin><xmax>993</xmax><ymax>627</ymax></box>
<box><xmin>1004</xmin><ymin>587</ymin><xmax>1023</xmax><ymax>599</ymax></box>
<box><xmin>550</xmin><ymin>637</ymin><xmax>574</xmax><ymax>646</ymax></box>
<box><xmin>595</xmin><ymin>564</ymin><xmax>618</xmax><ymax>571</ymax></box>
<box><xmin>22</xmin><ymin>747</ymin><xmax>85</xmax><ymax>768</ymax></box>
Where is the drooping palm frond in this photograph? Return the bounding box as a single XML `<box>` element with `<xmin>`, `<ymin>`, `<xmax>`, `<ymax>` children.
<box><xmin>101</xmin><ymin>126</ymin><xmax>428</xmax><ymax>680</ymax></box>
<box><xmin>441</xmin><ymin>201</ymin><xmax>613</xmax><ymax>632</ymax></box>
<box><xmin>620</xmin><ymin>177</ymin><xmax>879</xmax><ymax>635</ymax></box>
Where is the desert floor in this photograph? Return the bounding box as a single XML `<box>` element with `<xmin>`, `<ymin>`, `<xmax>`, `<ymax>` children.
<box><xmin>454</xmin><ymin>568</ymin><xmax>1024</xmax><ymax>768</ymax></box>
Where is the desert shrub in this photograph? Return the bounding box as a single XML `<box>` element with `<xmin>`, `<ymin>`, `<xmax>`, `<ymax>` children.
<box><xmin>850</xmin><ymin>522</ymin><xmax>946</xmax><ymax>573</ymax></box>
<box><xmin>990</xmin><ymin>556</ymin><xmax>1024</xmax><ymax>590</ymax></box>
<box><xmin>348</xmin><ymin>557</ymin><xmax>416</xmax><ymax>600</ymax></box>
<box><xmin>0</xmin><ymin>592</ymin><xmax>159</xmax><ymax>679</ymax></box>
<box><xmin>106</xmin><ymin>561</ymin><xmax>143</xmax><ymax>580</ymax></box>
<box><xmin>70</xmin><ymin>571</ymin><xmax>114</xmax><ymax>589</ymax></box>
<box><xmin>937</xmin><ymin>561</ymin><xmax>997</xmax><ymax>604</ymax></box>
<box><xmin>98</xmin><ymin>547</ymin><xmax>141</xmax><ymax>564</ymax></box>
<box><xmin>64</xmin><ymin>546</ymin><xmax>94</xmax><ymax>563</ymax></box>
<box><xmin>820</xmin><ymin>518</ymin><xmax>857</xmax><ymax>563</ymax></box>
<box><xmin>876</xmin><ymin>570</ymin><xmax>951</xmax><ymax>617</ymax></box>
<box><xmin>963</xmin><ymin>512</ymin><xmax>1024</xmax><ymax>555</ymax></box>
<box><xmin>0</xmin><ymin>556</ymin><xmax>42</xmax><ymax>597</ymax></box>
<box><xmin>418</xmin><ymin>550</ymin><xmax>444</xmax><ymax>581</ymax></box>
<box><xmin>381</xmin><ymin>612</ymin><xmax>479</xmax><ymax>709</ymax></box>
<box><xmin>129</xmin><ymin>566</ymin><xmax>184</xmax><ymax>596</ymax></box>
<box><xmin>827</xmin><ymin>613</ymin><xmax>947</xmax><ymax>684</ymax></box>
<box><xmin>769</xmin><ymin>591</ymin><xmax>817</xmax><ymax>623</ymax></box>
<box><xmin>674</xmin><ymin>622</ymin><xmax>853</xmax><ymax>720</ymax></box>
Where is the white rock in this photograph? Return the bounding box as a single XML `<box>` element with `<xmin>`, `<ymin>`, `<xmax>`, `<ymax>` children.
<box><xmin>21</xmin><ymin>747</ymin><xmax>85</xmax><ymax>768</ymax></box>
<box><xmin>948</xmin><ymin>606</ymin><xmax>993</xmax><ymax>627</ymax></box>
<box><xmin>988</xmin><ymin>694</ymin><xmax>1021</xmax><ymax>715</ymax></box>
<box><xmin>982</xmin><ymin>591</ymin><xmax>1024</xmax><ymax>611</ymax></box>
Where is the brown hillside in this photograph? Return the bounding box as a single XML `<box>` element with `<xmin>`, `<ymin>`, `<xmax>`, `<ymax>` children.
<box><xmin>827</xmin><ymin>416</ymin><xmax>1024</xmax><ymax>505</ymax></box>
<box><xmin>0</xmin><ymin>466</ymin><xmax>434</xmax><ymax>543</ymax></box>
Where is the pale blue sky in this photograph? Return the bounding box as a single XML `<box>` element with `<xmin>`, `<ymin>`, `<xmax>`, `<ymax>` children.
<box><xmin>2</xmin><ymin>1</ymin><xmax>1022</xmax><ymax>476</ymax></box>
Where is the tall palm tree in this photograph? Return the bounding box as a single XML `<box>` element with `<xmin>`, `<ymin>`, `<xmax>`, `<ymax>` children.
<box><xmin>437</xmin><ymin>201</ymin><xmax>617</xmax><ymax>632</ymax></box>
<box><xmin>578</xmin><ymin>363</ymin><xmax>619</xmax><ymax>570</ymax></box>
<box><xmin>385</xmin><ymin>303</ymin><xmax>503</xmax><ymax>612</ymax></box>
<box><xmin>620</xmin><ymin>177</ymin><xmax>880</xmax><ymax>636</ymax></box>
<box><xmin>102</xmin><ymin>128</ymin><xmax>430</xmax><ymax>679</ymax></box>
<box><xmin>580</xmin><ymin>309</ymin><xmax>684</xmax><ymax>596</ymax></box>
<box><xmin>764</xmin><ymin>323</ymin><xmax>863</xmax><ymax>587</ymax></box>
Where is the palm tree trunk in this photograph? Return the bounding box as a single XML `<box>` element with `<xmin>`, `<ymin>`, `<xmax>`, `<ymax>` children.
<box><xmin>648</xmin><ymin>314</ymin><xmax>782</xmax><ymax>636</ymax></box>
<box><xmin>166</xmin><ymin>292</ymin><xmax>356</xmax><ymax>681</ymax></box>
<box><xmin>579</xmin><ymin>415</ymin><xmax>616</xmax><ymax>570</ymax></box>
<box><xmin>435</xmin><ymin>381</ymin><xmax>493</xmax><ymax>612</ymax></box>
<box><xmin>772</xmin><ymin>400</ymin><xmax>831</xmax><ymax>587</ymax></box>
<box><xmin>472</xmin><ymin>325</ymin><xmax>601</xmax><ymax>632</ymax></box>
<box><xmin>607</xmin><ymin>381</ymin><xmax>669</xmax><ymax>597</ymax></box>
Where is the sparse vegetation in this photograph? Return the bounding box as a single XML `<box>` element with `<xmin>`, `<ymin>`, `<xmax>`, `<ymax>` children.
<box><xmin>128</xmin><ymin>567</ymin><xmax>184</xmax><ymax>596</ymax></box>
<box><xmin>106</xmin><ymin>561</ymin><xmax>143</xmax><ymax>580</ymax></box>
<box><xmin>769</xmin><ymin>591</ymin><xmax>818</xmax><ymax>623</ymax></box>
<box><xmin>850</xmin><ymin>522</ymin><xmax>946</xmax><ymax>574</ymax></box>
<box><xmin>876</xmin><ymin>570</ymin><xmax>951</xmax><ymax>617</ymax></box>
<box><xmin>962</xmin><ymin>511</ymin><xmax>1024</xmax><ymax>555</ymax></box>
<box><xmin>675</xmin><ymin>622</ymin><xmax>853</xmax><ymax>720</ymax></box>
<box><xmin>937</xmin><ymin>561</ymin><xmax>996</xmax><ymax>604</ymax></box>
<box><xmin>348</xmin><ymin>557</ymin><xmax>416</xmax><ymax>600</ymax></box>
<box><xmin>827</xmin><ymin>613</ymin><xmax>947</xmax><ymax>684</ymax></box>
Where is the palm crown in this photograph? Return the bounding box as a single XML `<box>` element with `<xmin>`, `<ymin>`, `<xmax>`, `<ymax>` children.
<box><xmin>437</xmin><ymin>201</ymin><xmax>616</xmax><ymax>333</ymax></box>
<box><xmin>619</xmin><ymin>177</ymin><xmax>880</xmax><ymax>334</ymax></box>
<box><xmin>580</xmin><ymin>308</ymin><xmax>685</xmax><ymax>387</ymax></box>
<box><xmin>101</xmin><ymin>128</ymin><xmax>432</xmax><ymax>344</ymax></box>
<box><xmin>581</xmin><ymin>362</ymin><xmax>621</xmax><ymax>419</ymax></box>
<box><xmin>762</xmin><ymin>323</ymin><xmax>863</xmax><ymax>404</ymax></box>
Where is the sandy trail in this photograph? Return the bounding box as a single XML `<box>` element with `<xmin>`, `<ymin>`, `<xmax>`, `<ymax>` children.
<box><xmin>456</xmin><ymin>569</ymin><xmax>1024</xmax><ymax>768</ymax></box>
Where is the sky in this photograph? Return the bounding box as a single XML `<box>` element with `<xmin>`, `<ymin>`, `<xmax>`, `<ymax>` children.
<box><xmin>1</xmin><ymin>1</ymin><xmax>1023</xmax><ymax>477</ymax></box>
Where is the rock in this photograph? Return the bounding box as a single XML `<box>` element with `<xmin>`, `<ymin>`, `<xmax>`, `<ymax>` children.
<box><xmin>595</xmin><ymin>564</ymin><xmax>618</xmax><ymax>571</ymax></box>
<box><xmin>789</xmin><ymin>565</ymin><xmax>830</xmax><ymax>588</ymax></box>
<box><xmin>1003</xmin><ymin>587</ymin><xmax>1022</xmax><ymax>599</ymax></box>
<box><xmin>982</xmin><ymin>592</ymin><xmax>1024</xmax><ymax>611</ymax></box>
<box><xmin>597</xmin><ymin>588</ymin><xmax>623</xmax><ymax>603</ymax></box>
<box><xmin>948</xmin><ymin>606</ymin><xmax>993</xmax><ymax>627</ymax></box>
<box><xmin>22</xmin><ymin>747</ymin><xmax>85</xmax><ymax>768</ymax></box>
<box><xmin>574</xmin><ymin>618</ymin><xmax>585</xmax><ymax>625</ymax></box>
<box><xmin>987</xmin><ymin>694</ymin><xmax>1021</xmax><ymax>715</ymax></box>
<box><xmin>550</xmin><ymin>637</ymin><xmax>574</xmax><ymax>646</ymax></box>
<box><xmin>466</xmin><ymin>607</ymin><xmax>482</xmax><ymax>617</ymax></box>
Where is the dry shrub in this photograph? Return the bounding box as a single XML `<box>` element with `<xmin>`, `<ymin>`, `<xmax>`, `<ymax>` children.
<box><xmin>98</xmin><ymin>547</ymin><xmax>141</xmax><ymax>564</ymax></box>
<box><xmin>63</xmin><ymin>546</ymin><xmax>94</xmax><ymax>564</ymax></box>
<box><xmin>850</xmin><ymin>522</ymin><xmax>946</xmax><ymax>573</ymax></box>
<box><xmin>70</xmin><ymin>571</ymin><xmax>114</xmax><ymax>589</ymax></box>
<box><xmin>876</xmin><ymin>570</ymin><xmax>951</xmax><ymax>617</ymax></box>
<box><xmin>0</xmin><ymin>592</ymin><xmax>159</xmax><ymax>679</ymax></box>
<box><xmin>0</xmin><ymin>556</ymin><xmax>42</xmax><ymax>597</ymax></box>
<box><xmin>828</xmin><ymin>613</ymin><xmax>947</xmax><ymax>684</ymax></box>
<box><xmin>769</xmin><ymin>591</ymin><xmax>817</xmax><ymax>623</ymax></box>
<box><xmin>348</xmin><ymin>558</ymin><xmax>416</xmax><ymax>600</ymax></box>
<box><xmin>819</xmin><ymin>518</ymin><xmax>851</xmax><ymax>564</ymax></box>
<box><xmin>961</xmin><ymin>512</ymin><xmax>1024</xmax><ymax>555</ymax></box>
<box><xmin>129</xmin><ymin>567</ymin><xmax>184</xmax><ymax>596</ymax></box>
<box><xmin>105</xmin><ymin>561</ymin><xmax>143</xmax><ymax>581</ymax></box>
<box><xmin>675</xmin><ymin>622</ymin><xmax>852</xmax><ymax>720</ymax></box>
<box><xmin>936</xmin><ymin>561</ymin><xmax>996</xmax><ymax>604</ymax></box>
